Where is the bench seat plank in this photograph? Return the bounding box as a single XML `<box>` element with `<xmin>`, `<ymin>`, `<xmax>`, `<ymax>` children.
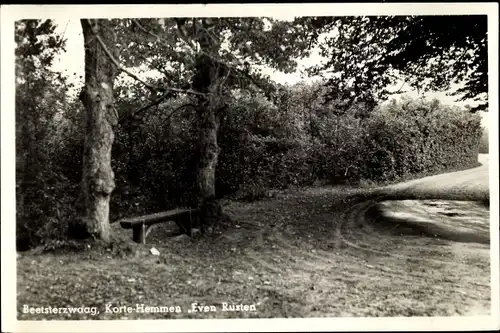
<box><xmin>117</xmin><ymin>208</ymin><xmax>199</xmax><ymax>244</ymax></box>
<box><xmin>118</xmin><ymin>208</ymin><xmax>197</xmax><ymax>229</ymax></box>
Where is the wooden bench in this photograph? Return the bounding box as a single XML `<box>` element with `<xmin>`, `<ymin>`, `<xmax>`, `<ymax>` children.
<box><xmin>118</xmin><ymin>208</ymin><xmax>199</xmax><ymax>244</ymax></box>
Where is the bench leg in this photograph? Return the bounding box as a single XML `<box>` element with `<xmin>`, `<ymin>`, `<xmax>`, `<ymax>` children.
<box><xmin>132</xmin><ymin>223</ymin><xmax>153</xmax><ymax>244</ymax></box>
<box><xmin>132</xmin><ymin>223</ymin><xmax>146</xmax><ymax>244</ymax></box>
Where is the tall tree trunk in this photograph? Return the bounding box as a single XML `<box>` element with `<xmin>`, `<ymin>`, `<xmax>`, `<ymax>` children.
<box><xmin>196</xmin><ymin>103</ymin><xmax>219</xmax><ymax>201</ymax></box>
<box><xmin>69</xmin><ymin>19</ymin><xmax>118</xmax><ymax>242</ymax></box>
<box><xmin>192</xmin><ymin>24</ymin><xmax>224</xmax><ymax>232</ymax></box>
<box><xmin>195</xmin><ymin>99</ymin><xmax>222</xmax><ymax>232</ymax></box>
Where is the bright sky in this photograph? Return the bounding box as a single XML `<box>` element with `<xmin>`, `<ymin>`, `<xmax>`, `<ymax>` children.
<box><xmin>51</xmin><ymin>19</ymin><xmax>488</xmax><ymax>127</ymax></box>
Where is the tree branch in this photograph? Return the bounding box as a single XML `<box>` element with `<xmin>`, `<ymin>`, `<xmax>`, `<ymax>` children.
<box><xmin>168</xmin><ymin>103</ymin><xmax>196</xmax><ymax>119</ymax></box>
<box><xmin>173</xmin><ymin>18</ymin><xmax>199</xmax><ymax>51</ymax></box>
<box><xmin>161</xmin><ymin>103</ymin><xmax>197</xmax><ymax>128</ymax></box>
<box><xmin>387</xmin><ymin>81</ymin><xmax>407</xmax><ymax>95</ymax></box>
<box><xmin>86</xmin><ymin>19</ymin><xmax>158</xmax><ymax>93</ymax></box>
<box><xmin>130</xmin><ymin>19</ymin><xmax>275</xmax><ymax>97</ymax></box>
<box><xmin>85</xmin><ymin>19</ymin><xmax>206</xmax><ymax>98</ymax></box>
<box><xmin>133</xmin><ymin>19</ymin><xmax>177</xmax><ymax>50</ymax></box>
<box><xmin>133</xmin><ymin>18</ymin><xmax>264</xmax><ymax>91</ymax></box>
<box><xmin>118</xmin><ymin>91</ymin><xmax>173</xmax><ymax>125</ymax></box>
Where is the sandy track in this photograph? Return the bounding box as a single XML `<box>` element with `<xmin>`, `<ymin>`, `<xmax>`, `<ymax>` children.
<box><xmin>382</xmin><ymin>154</ymin><xmax>489</xmax><ymax>200</ymax></box>
<box><xmin>335</xmin><ymin>154</ymin><xmax>491</xmax><ymax>316</ymax></box>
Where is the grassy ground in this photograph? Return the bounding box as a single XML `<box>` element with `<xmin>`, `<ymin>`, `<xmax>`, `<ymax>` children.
<box><xmin>17</xmin><ymin>177</ymin><xmax>491</xmax><ymax>320</ymax></box>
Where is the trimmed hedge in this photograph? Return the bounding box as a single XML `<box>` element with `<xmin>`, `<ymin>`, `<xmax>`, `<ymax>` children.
<box><xmin>216</xmin><ymin>95</ymin><xmax>483</xmax><ymax>195</ymax></box>
<box><xmin>362</xmin><ymin>97</ymin><xmax>482</xmax><ymax>181</ymax></box>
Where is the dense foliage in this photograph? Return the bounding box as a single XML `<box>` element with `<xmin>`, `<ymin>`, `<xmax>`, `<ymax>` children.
<box><xmin>15</xmin><ymin>19</ymin><xmax>84</xmax><ymax>249</ymax></box>
<box><xmin>362</xmin><ymin>97</ymin><xmax>483</xmax><ymax>181</ymax></box>
<box><xmin>15</xmin><ymin>16</ymin><xmax>486</xmax><ymax>250</ymax></box>
<box><xmin>301</xmin><ymin>15</ymin><xmax>488</xmax><ymax>112</ymax></box>
<box><xmin>111</xmin><ymin>89</ymin><xmax>483</xmax><ymax>214</ymax></box>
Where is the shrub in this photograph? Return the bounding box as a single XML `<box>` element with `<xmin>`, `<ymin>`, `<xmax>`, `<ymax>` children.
<box><xmin>309</xmin><ymin>111</ymin><xmax>368</xmax><ymax>184</ymax></box>
<box><xmin>362</xmin><ymin>97</ymin><xmax>482</xmax><ymax>182</ymax></box>
<box><xmin>111</xmin><ymin>98</ymin><xmax>199</xmax><ymax>219</ymax></box>
<box><xmin>16</xmin><ymin>113</ymin><xmax>82</xmax><ymax>251</ymax></box>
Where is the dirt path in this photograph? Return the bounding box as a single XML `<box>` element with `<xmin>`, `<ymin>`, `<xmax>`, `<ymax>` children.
<box><xmin>17</xmin><ymin>156</ymin><xmax>491</xmax><ymax>319</ymax></box>
<box><xmin>360</xmin><ymin>153</ymin><xmax>490</xmax><ymax>244</ymax></box>
<box><xmin>335</xmin><ymin>154</ymin><xmax>491</xmax><ymax>316</ymax></box>
<box><xmin>383</xmin><ymin>154</ymin><xmax>489</xmax><ymax>200</ymax></box>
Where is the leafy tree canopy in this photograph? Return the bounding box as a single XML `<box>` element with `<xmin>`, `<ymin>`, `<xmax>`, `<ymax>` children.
<box><xmin>299</xmin><ymin>15</ymin><xmax>488</xmax><ymax>112</ymax></box>
<box><xmin>111</xmin><ymin>17</ymin><xmax>312</xmax><ymax>107</ymax></box>
<box><xmin>15</xmin><ymin>19</ymin><xmax>67</xmax><ymax>84</ymax></box>
<box><xmin>15</xmin><ymin>19</ymin><xmax>70</xmax><ymax>131</ymax></box>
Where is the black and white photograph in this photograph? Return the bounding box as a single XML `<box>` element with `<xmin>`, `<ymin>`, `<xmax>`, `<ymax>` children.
<box><xmin>1</xmin><ymin>3</ymin><xmax>499</xmax><ymax>332</ymax></box>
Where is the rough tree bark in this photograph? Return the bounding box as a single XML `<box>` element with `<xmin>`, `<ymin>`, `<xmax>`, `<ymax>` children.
<box><xmin>192</xmin><ymin>23</ymin><xmax>224</xmax><ymax>233</ymax></box>
<box><xmin>195</xmin><ymin>96</ymin><xmax>222</xmax><ymax>232</ymax></box>
<box><xmin>69</xmin><ymin>19</ymin><xmax>118</xmax><ymax>242</ymax></box>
